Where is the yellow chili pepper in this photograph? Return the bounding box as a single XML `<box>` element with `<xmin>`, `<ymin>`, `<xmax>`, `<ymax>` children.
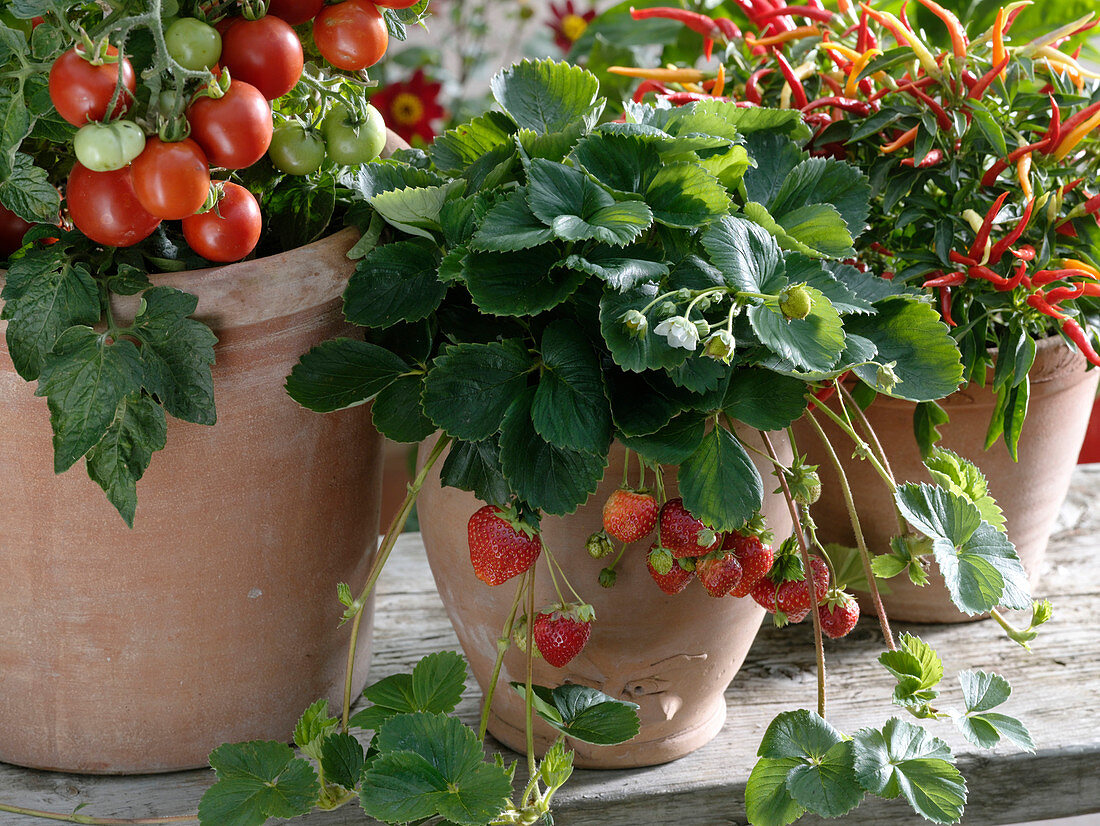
<box><xmin>820</xmin><ymin>42</ymin><xmax>861</xmax><ymax>62</ymax></box>
<box><xmin>746</xmin><ymin>26</ymin><xmax>821</xmax><ymax>48</ymax></box>
<box><xmin>606</xmin><ymin>66</ymin><xmax>707</xmax><ymax>83</ymax></box>
<box><xmin>845</xmin><ymin>48</ymin><xmax>880</xmax><ymax>97</ymax></box>
<box><xmin>1053</xmin><ymin>109</ymin><xmax>1100</xmax><ymax>160</ymax></box>
<box><xmin>1017</xmin><ymin>152</ymin><xmax>1033</xmax><ymax>200</ymax></box>
<box><xmin>860</xmin><ymin>4</ymin><xmax>941</xmax><ymax>79</ymax></box>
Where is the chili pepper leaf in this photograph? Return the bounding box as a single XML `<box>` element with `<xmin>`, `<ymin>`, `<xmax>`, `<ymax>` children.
<box><xmin>491</xmin><ymin>58</ymin><xmax>604</xmax><ymax>136</ymax></box>
<box><xmin>619</xmin><ymin>412</ymin><xmax>706</xmax><ymax>465</ymax></box>
<box><xmin>993</xmin><ymin>326</ymin><xmax>1036</xmax><ymax>392</ymax></box>
<box><xmin>852</xmin><ymin>719</ymin><xmax>966</xmax><ymax>824</ymax></box>
<box><xmin>969</xmin><ymin>105</ymin><xmax>1009</xmax><ymax>158</ymax></box>
<box><xmin>286</xmin><ymin>339</ymin><xmax>408</xmax><ymax>414</ymax></box>
<box><xmin>1002</xmin><ymin>377</ymin><xmax>1030</xmax><ymax>462</ymax></box>
<box><xmin>439</xmin><ymin>438</ymin><xmax>510</xmax><ymax>508</ymax></box>
<box><xmin>894</xmin><ymin>482</ymin><xmax>1030</xmax><ymax>615</ymax></box>
<box><xmin>199</xmin><ymin>741</ymin><xmax>320</xmax><ymax>826</ymax></box>
<box><xmin>678</xmin><ymin>423</ymin><xmax>763</xmax><ymax>531</ymax></box>
<box><xmin>914</xmin><ymin>400</ymin><xmax>950</xmax><ymax>457</ymax></box>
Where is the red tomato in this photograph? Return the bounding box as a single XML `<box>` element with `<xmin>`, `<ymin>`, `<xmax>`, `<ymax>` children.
<box><xmin>182</xmin><ymin>183</ymin><xmax>261</xmax><ymax>263</ymax></box>
<box><xmin>187</xmin><ymin>80</ymin><xmax>273</xmax><ymax>170</ymax></box>
<box><xmin>48</xmin><ymin>46</ymin><xmax>136</xmax><ymax>127</ymax></box>
<box><xmin>372</xmin><ymin>0</ymin><xmax>421</xmax><ymax>6</ymax></box>
<box><xmin>220</xmin><ymin>16</ymin><xmax>303</xmax><ymax>100</ymax></box>
<box><xmin>131</xmin><ymin>137</ymin><xmax>212</xmax><ymax>220</ymax></box>
<box><xmin>267</xmin><ymin>0</ymin><xmax>324</xmax><ymax>25</ymax></box>
<box><xmin>66</xmin><ymin>163</ymin><xmax>161</xmax><ymax>248</ymax></box>
<box><xmin>0</xmin><ymin>204</ymin><xmax>33</xmax><ymax>258</ymax></box>
<box><xmin>313</xmin><ymin>0</ymin><xmax>388</xmax><ymax>71</ymax></box>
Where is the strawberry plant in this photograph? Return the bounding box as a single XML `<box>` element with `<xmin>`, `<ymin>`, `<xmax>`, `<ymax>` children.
<box><xmin>0</xmin><ymin>0</ymin><xmax>430</xmax><ymax>525</ymax></box>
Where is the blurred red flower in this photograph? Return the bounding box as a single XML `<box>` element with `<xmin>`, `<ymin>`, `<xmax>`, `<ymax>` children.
<box><xmin>371</xmin><ymin>69</ymin><xmax>445</xmax><ymax>145</ymax></box>
<box><xmin>548</xmin><ymin>1</ymin><xmax>595</xmax><ymax>53</ymax></box>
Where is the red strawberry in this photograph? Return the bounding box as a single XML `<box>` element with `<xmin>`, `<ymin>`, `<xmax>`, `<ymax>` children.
<box><xmin>724</xmin><ymin>532</ymin><xmax>774</xmax><ymax>598</ymax></box>
<box><xmin>646</xmin><ymin>544</ymin><xmax>694</xmax><ymax>595</ymax></box>
<box><xmin>751</xmin><ymin>577</ymin><xmax>779</xmax><ymax>612</ymax></box>
<box><xmin>532</xmin><ymin>602</ymin><xmax>594</xmax><ymax>667</ymax></box>
<box><xmin>467</xmin><ymin>505</ymin><xmax>541</xmax><ymax>586</ymax></box>
<box><xmin>775</xmin><ymin>556</ymin><xmax>831</xmax><ymax>617</ymax></box>
<box><xmin>659</xmin><ymin>498</ymin><xmax>721</xmax><ymax>558</ymax></box>
<box><xmin>696</xmin><ymin>552</ymin><xmax>743</xmax><ymax>598</ymax></box>
<box><xmin>602</xmin><ymin>489</ymin><xmax>659</xmax><ymax>544</ymax></box>
<box><xmin>818</xmin><ymin>590</ymin><xmax>860</xmax><ymax>639</ymax></box>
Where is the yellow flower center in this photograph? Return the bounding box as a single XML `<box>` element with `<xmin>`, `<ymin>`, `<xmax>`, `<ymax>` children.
<box><xmin>391</xmin><ymin>92</ymin><xmax>425</xmax><ymax>126</ymax></box>
<box><xmin>561</xmin><ymin>13</ymin><xmax>588</xmax><ymax>42</ymax></box>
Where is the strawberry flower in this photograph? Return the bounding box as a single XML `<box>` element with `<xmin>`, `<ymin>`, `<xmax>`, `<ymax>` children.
<box><xmin>654</xmin><ymin>315</ymin><xmax>701</xmax><ymax>350</ymax></box>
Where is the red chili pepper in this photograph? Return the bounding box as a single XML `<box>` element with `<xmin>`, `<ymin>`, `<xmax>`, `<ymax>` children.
<box><xmin>968</xmin><ymin>192</ymin><xmax>1009</xmax><ymax>261</ymax></box>
<box><xmin>1082</xmin><ymin>282</ymin><xmax>1100</xmax><ymax>297</ymax></box>
<box><xmin>1080</xmin><ymin>192</ymin><xmax>1100</xmax><ymax>216</ymax></box>
<box><xmin>1043</xmin><ymin>97</ymin><xmax>1062</xmax><ymax>153</ymax></box>
<box><xmin>1012</xmin><ymin>245</ymin><xmax>1036</xmax><ymax>261</ymax></box>
<box><xmin>1027</xmin><ymin>292</ymin><xmax>1066</xmax><ymax>319</ymax></box>
<box><xmin>821</xmin><ymin>74</ymin><xmax>844</xmax><ymax>95</ymax></box>
<box><xmin>949</xmin><ymin>249</ymin><xmax>978</xmax><ymax>267</ymax></box>
<box><xmin>915</xmin><ymin>0</ymin><xmax>967</xmax><ymax>58</ymax></box>
<box><xmin>632</xmin><ymin>79</ymin><xmax>671</xmax><ymax>103</ymax></box>
<box><xmin>857</xmin><ymin>7</ymin><xmax>872</xmax><ymax>51</ymax></box>
<box><xmin>745</xmin><ymin>67</ymin><xmax>773</xmax><ymax>104</ymax></box>
<box><xmin>869</xmin><ymin>75</ymin><xmax>936</xmax><ymax>102</ymax></box>
<box><xmin>1032</xmin><ymin>268</ymin><xmax>1095</xmax><ymax>287</ymax></box>
<box><xmin>802</xmin><ymin>96</ymin><xmax>872</xmax><ymax>116</ymax></box>
<box><xmin>980</xmin><ymin>140</ymin><xmax>1047</xmax><ymax>187</ymax></box>
<box><xmin>774</xmin><ymin>51</ymin><xmax>809</xmax><ymax>109</ymax></box>
<box><xmin>754</xmin><ymin>4</ymin><xmax>834</xmax><ymax>23</ymax></box>
<box><xmin>923</xmin><ymin>270</ymin><xmax>965</xmax><ymax>287</ymax></box>
<box><xmin>898</xmin><ymin>0</ymin><xmax>911</xmax><ymax>31</ymax></box>
<box><xmin>901</xmin><ymin>148</ymin><xmax>945</xmax><ymax>167</ymax></box>
<box><xmin>1062</xmin><ymin>318</ymin><xmax>1100</xmax><ymax>366</ymax></box>
<box><xmin>631</xmin><ymin>7</ymin><xmax>723</xmax><ymax>59</ymax></box>
<box><xmin>988</xmin><ymin>198</ymin><xmax>1035</xmax><ymax>264</ymax></box>
<box><xmin>662</xmin><ymin>92</ymin><xmax>729</xmax><ymax>106</ymax></box>
<box><xmin>1056</xmin><ymin>222</ymin><xmax>1080</xmax><ymax>238</ymax></box>
<box><xmin>869</xmin><ymin>242</ymin><xmax>894</xmax><ymax>256</ymax></box>
<box><xmin>940</xmin><ymin>286</ymin><xmax>956</xmax><ymax>326</ymax></box>
<box><xmin>1003</xmin><ymin>260</ymin><xmax>1029</xmax><ymax>291</ymax></box>
<box><xmin>1053</xmin><ymin>101</ymin><xmax>1100</xmax><ymax>145</ymax></box>
<box><xmin>967</xmin><ymin>57</ymin><xmax>1010</xmax><ymax>100</ymax></box>
<box><xmin>903</xmin><ymin>85</ymin><xmax>952</xmax><ymax>131</ymax></box>
<box><xmin>968</xmin><ymin>264</ymin><xmax>1013</xmax><ymax>287</ymax></box>
<box><xmin>1045</xmin><ymin>283</ymin><xmax>1087</xmax><ymax>304</ymax></box>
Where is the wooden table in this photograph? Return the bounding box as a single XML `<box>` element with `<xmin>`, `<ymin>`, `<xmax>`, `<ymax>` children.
<box><xmin>3</xmin><ymin>467</ymin><xmax>1099</xmax><ymax>826</ymax></box>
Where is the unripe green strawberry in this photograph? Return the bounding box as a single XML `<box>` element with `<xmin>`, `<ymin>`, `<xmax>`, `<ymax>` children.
<box><xmin>779</xmin><ymin>283</ymin><xmax>813</xmax><ymax>320</ymax></box>
<box><xmin>598</xmin><ymin>567</ymin><xmax>617</xmax><ymax>588</ymax></box>
<box><xmin>586</xmin><ymin>530</ymin><xmax>614</xmax><ymax>559</ymax></box>
<box><xmin>512</xmin><ymin>614</ymin><xmax>541</xmax><ymax>657</ymax></box>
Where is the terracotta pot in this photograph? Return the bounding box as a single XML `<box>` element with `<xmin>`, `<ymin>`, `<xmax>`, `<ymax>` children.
<box><xmin>416</xmin><ymin>428</ymin><xmax>793</xmax><ymax>769</ymax></box>
<box><xmin>797</xmin><ymin>335</ymin><xmax>1099</xmax><ymax>623</ymax></box>
<box><xmin>0</xmin><ymin>232</ymin><xmax>387</xmax><ymax>774</ymax></box>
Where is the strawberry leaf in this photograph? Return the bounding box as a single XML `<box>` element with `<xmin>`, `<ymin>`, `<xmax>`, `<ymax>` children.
<box><xmin>954</xmin><ymin>671</ymin><xmax>1034</xmax><ymax>752</ymax></box>
<box><xmin>678</xmin><ymin>423</ymin><xmax>763</xmax><ymax>531</ymax></box>
<box><xmin>532</xmin><ymin>319</ymin><xmax>612</xmax><ymax>455</ymax></box>
<box><xmin>319</xmin><ymin>732</ymin><xmax>365</xmax><ymax>790</ymax></box>
<box><xmin>199</xmin><ymin>741</ymin><xmax>320</xmax><ymax>826</ymax></box>
<box><xmin>286</xmin><ymin>338</ymin><xmax>409</xmax><ymax>414</ymax></box>
<box><xmin>746</xmin><ymin>757</ymin><xmax>806</xmax><ymax>826</ymax></box>
<box><xmin>293</xmin><ymin>699</ymin><xmax>339</xmax><ymax>764</ymax></box>
<box><xmin>510</xmin><ymin>683</ymin><xmax>640</xmax><ymax>746</ymax></box>
<box><xmin>343</xmin><ymin>241</ymin><xmax>446</xmax><ymax>328</ymax></box>
<box><xmin>490</xmin><ymin>58</ymin><xmax>603</xmax><ymax>136</ymax></box>
<box><xmin>350</xmin><ymin>651</ymin><xmax>468</xmax><ymax>732</ymax></box>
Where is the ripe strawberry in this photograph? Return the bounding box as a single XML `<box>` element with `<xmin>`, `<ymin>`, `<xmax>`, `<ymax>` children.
<box><xmin>659</xmin><ymin>498</ymin><xmax>721</xmax><ymax>558</ymax></box>
<box><xmin>696</xmin><ymin>552</ymin><xmax>743</xmax><ymax>598</ymax></box>
<box><xmin>646</xmin><ymin>544</ymin><xmax>693</xmax><ymax>595</ymax></box>
<box><xmin>467</xmin><ymin>505</ymin><xmax>541</xmax><ymax>586</ymax></box>
<box><xmin>775</xmin><ymin>556</ymin><xmax>831</xmax><ymax>617</ymax></box>
<box><xmin>723</xmin><ymin>532</ymin><xmax>774</xmax><ymax>598</ymax></box>
<box><xmin>533</xmin><ymin>602</ymin><xmax>594</xmax><ymax>668</ymax></box>
<box><xmin>818</xmin><ymin>590</ymin><xmax>860</xmax><ymax>639</ymax></box>
<box><xmin>751</xmin><ymin>576</ymin><xmax>779</xmax><ymax>612</ymax></box>
<box><xmin>602</xmin><ymin>489</ymin><xmax>659</xmax><ymax>544</ymax></box>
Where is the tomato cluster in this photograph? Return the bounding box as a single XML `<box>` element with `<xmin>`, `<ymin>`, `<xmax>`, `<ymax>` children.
<box><xmin>35</xmin><ymin>0</ymin><xmax>408</xmax><ymax>264</ymax></box>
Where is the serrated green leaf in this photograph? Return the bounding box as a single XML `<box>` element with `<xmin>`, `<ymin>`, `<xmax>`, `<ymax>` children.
<box><xmin>468</xmin><ymin>189</ymin><xmax>555</xmax><ymax>252</ymax></box>
<box><xmin>130</xmin><ymin>287</ymin><xmax>217</xmax><ymax>425</ymax></box>
<box><xmin>421</xmin><ymin>340</ymin><xmax>533</xmax><ymax>441</ymax></box>
<box><xmin>846</xmin><ymin>297</ymin><xmax>964</xmax><ymax>403</ymax></box>
<box><xmin>769</xmin><ymin>157</ymin><xmax>870</xmax><ymax>240</ymax></box>
<box><xmin>499</xmin><ymin>389</ymin><xmax>608</xmax><ymax>515</ymax></box>
<box><xmin>958</xmin><ymin>711</ymin><xmax>1034</xmax><ymax>752</ymax></box>
<box><xmin>759</xmin><ymin>709</ymin><xmax>845</xmax><ymax>761</ymax></box>
<box><xmin>599</xmin><ymin>285</ymin><xmax>690</xmax><ymax>373</ymax></box>
<box><xmin>700</xmin><ymin>214</ymin><xmax>786</xmax><ymax>294</ymax></box>
<box><xmin>852</xmin><ymin>719</ymin><xmax>966</xmax><ymax>824</ymax></box>
<box><xmin>360</xmin><ymin>713</ymin><xmax>511</xmax><ymax>826</ymax></box>
<box><xmin>0</xmin><ymin>152</ymin><xmax>60</xmax><ymax>222</ymax></box>
<box><xmin>429</xmin><ymin>111</ymin><xmax>517</xmax><ymax>175</ymax></box>
<box><xmin>677</xmin><ymin>424</ymin><xmax>763</xmax><ymax>531</ymax></box>
<box><xmin>959</xmin><ymin>670</ymin><xmax>1011</xmax><ymax>714</ymax></box>
<box><xmin>644</xmin><ymin>161</ymin><xmax>730</xmax><ymax>228</ymax></box>
<box><xmin>619</xmin><ymin>412</ymin><xmax>705</xmax><ymax>465</ymax></box>
<box><xmin>746</xmin><ymin>757</ymin><xmax>806</xmax><ymax>826</ymax></box>
<box><xmin>723</xmin><ymin>369</ymin><xmax>809</xmax><ymax>430</ymax></box>
<box><xmin>286</xmin><ymin>339</ymin><xmax>409</xmax><ymax>414</ymax></box>
<box><xmin>775</xmin><ymin>202</ymin><xmax>855</xmax><ymax>259</ymax></box>
<box><xmin>490</xmin><ymin>58</ymin><xmax>603</xmax><ymax>135</ymax></box>
<box><xmin>411</xmin><ymin>651</ymin><xmax>468</xmax><ymax>716</ymax></box>
<box><xmin>559</xmin><ymin>250</ymin><xmax>669</xmax><ymax>291</ymax></box>
<box><xmin>532</xmin><ymin>320</ymin><xmax>612</xmax><ymax>454</ymax></box>
<box><xmin>914</xmin><ymin>400</ymin><xmax>950</xmax><ymax>457</ymax></box>
<box><xmin>370</xmin><ymin>183</ymin><xmax>459</xmax><ymax>240</ymax></box>
<box><xmin>343</xmin><ymin>241</ymin><xmax>445</xmax><ymax>328</ymax></box>
<box><xmin>786</xmin><ymin>740</ymin><xmax>863</xmax><ymax>818</ymax></box>
<box><xmin>571</xmin><ymin>131</ymin><xmax>659</xmax><ymax>193</ymax></box>
<box><xmin>373</xmin><ymin>374</ymin><xmax>436</xmax><ymax>444</ymax></box>
<box><xmin>320</xmin><ymin>732</ymin><xmax>365</xmax><ymax>790</ymax></box>
<box><xmin>894</xmin><ymin>483</ymin><xmax>1030</xmax><ymax>615</ymax></box>
<box><xmin>294</xmin><ymin>699</ymin><xmax>339</xmax><ymax>762</ymax></box>
<box><xmin>439</xmin><ymin>438</ymin><xmax>510</xmax><ymax>507</ymax></box>
<box><xmin>786</xmin><ymin>253</ymin><xmax>874</xmax><ymax>315</ymax></box>
<box><xmin>35</xmin><ymin>327</ymin><xmax>144</xmax><ymax>473</ymax></box>
<box><xmin>748</xmin><ymin>286</ymin><xmax>845</xmax><ymax>374</ymax></box>
<box><xmin>85</xmin><ymin>393</ymin><xmax>167</xmax><ymax>527</ymax></box>
<box><xmin>512</xmin><ymin>684</ymin><xmax>640</xmax><ymax>746</ymax></box>
<box><xmin>924</xmin><ymin>448</ymin><xmax>1005</xmax><ymax>532</ymax></box>
<box><xmin>200</xmin><ymin>741</ymin><xmax>320</xmax><ymax>826</ymax></box>
<box><xmin>606</xmin><ymin>369</ymin><xmax>680</xmax><ymax>437</ymax></box>
<box><xmin>465</xmin><ymin>248</ymin><xmax>586</xmax><ymax>316</ymax></box>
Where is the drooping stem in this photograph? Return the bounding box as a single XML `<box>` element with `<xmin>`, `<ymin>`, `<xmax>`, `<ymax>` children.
<box><xmin>806</xmin><ymin>394</ymin><xmax>895</xmax><ymax>489</ymax></box>
<box><xmin>479</xmin><ymin>571</ymin><xmax>529</xmax><ymax>741</ymax></box>
<box><xmin>804</xmin><ymin>409</ymin><xmax>897</xmax><ymax>651</ymax></box>
<box><xmin>342</xmin><ymin>435</ymin><xmax>453</xmax><ymax>729</ymax></box>
<box><xmin>0</xmin><ymin>804</ymin><xmax>195</xmax><ymax>825</ymax></box>
<box><xmin>761</xmin><ymin>430</ymin><xmax>827</xmax><ymax>719</ymax></box>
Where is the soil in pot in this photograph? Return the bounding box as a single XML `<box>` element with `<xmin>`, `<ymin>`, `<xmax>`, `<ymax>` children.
<box><xmin>415</xmin><ymin>428</ymin><xmax>794</xmax><ymax>769</ymax></box>
<box><xmin>0</xmin><ymin>228</ymin><xmax>383</xmax><ymax>774</ymax></box>
<box><xmin>798</xmin><ymin>335</ymin><xmax>1098</xmax><ymax>623</ymax></box>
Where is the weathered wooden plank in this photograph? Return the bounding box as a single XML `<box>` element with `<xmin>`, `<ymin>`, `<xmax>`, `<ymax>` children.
<box><xmin>1</xmin><ymin>467</ymin><xmax>1098</xmax><ymax>825</ymax></box>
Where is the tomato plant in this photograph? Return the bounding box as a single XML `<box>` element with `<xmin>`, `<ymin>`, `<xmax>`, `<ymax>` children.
<box><xmin>165</xmin><ymin>18</ymin><xmax>222</xmax><ymax>71</ymax></box>
<box><xmin>182</xmin><ymin>182</ymin><xmax>262</xmax><ymax>263</ymax></box>
<box><xmin>268</xmin><ymin>123</ymin><xmax>326</xmax><ymax>175</ymax></box>
<box><xmin>267</xmin><ymin>0</ymin><xmax>324</xmax><ymax>26</ymax></box>
<box><xmin>322</xmin><ymin>103</ymin><xmax>387</xmax><ymax>165</ymax></box>
<box><xmin>130</xmin><ymin>137</ymin><xmax>211</xmax><ymax>220</ymax></box>
<box><xmin>48</xmin><ymin>46</ymin><xmax>136</xmax><ymax>126</ymax></box>
<box><xmin>219</xmin><ymin>15</ymin><xmax>303</xmax><ymax>100</ymax></box>
<box><xmin>72</xmin><ymin>120</ymin><xmax>146</xmax><ymax>172</ymax></box>
<box><xmin>313</xmin><ymin>0</ymin><xmax>389</xmax><ymax>71</ymax></box>
<box><xmin>66</xmin><ymin>163</ymin><xmax>161</xmax><ymax>247</ymax></box>
<box><xmin>0</xmin><ymin>205</ymin><xmax>32</xmax><ymax>258</ymax></box>
<box><xmin>187</xmin><ymin>79</ymin><xmax>273</xmax><ymax>170</ymax></box>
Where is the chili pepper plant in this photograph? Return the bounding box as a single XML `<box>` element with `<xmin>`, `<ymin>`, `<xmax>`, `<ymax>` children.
<box><xmin>588</xmin><ymin>0</ymin><xmax>1100</xmax><ymax>461</ymax></box>
<box><xmin>257</xmin><ymin>58</ymin><xmax>1044</xmax><ymax>826</ymax></box>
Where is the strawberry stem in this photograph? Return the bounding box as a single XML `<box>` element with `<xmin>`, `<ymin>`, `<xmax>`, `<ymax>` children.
<box><xmin>806</xmin><ymin>393</ymin><xmax>895</xmax><ymax>488</ymax></box>
<box><xmin>524</xmin><ymin>571</ymin><xmax>538</xmax><ymax>795</ymax></box>
<box><xmin>803</xmin><ymin>409</ymin><xmax>897</xmax><ymax>651</ymax></box>
<box><xmin>761</xmin><ymin>430</ymin><xmax>828</xmax><ymax>718</ymax></box>
<box><xmin>480</xmin><ymin>571</ymin><xmax>530</xmax><ymax>742</ymax></box>
<box><xmin>341</xmin><ymin>434</ymin><xmax>453</xmax><ymax>730</ymax></box>
<box><xmin>621</xmin><ymin>447</ymin><xmax>633</xmax><ymax>488</ymax></box>
<box><xmin>0</xmin><ymin>807</ymin><xmax>195</xmax><ymax>825</ymax></box>
<box><xmin>544</xmin><ymin>545</ymin><xmax>585</xmax><ymax>604</ymax></box>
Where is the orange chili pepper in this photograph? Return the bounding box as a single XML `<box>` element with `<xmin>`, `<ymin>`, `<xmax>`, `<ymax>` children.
<box><xmin>1060</xmin><ymin>259</ymin><xmax>1100</xmax><ymax>279</ymax></box>
<box><xmin>1016</xmin><ymin>153</ymin><xmax>1033</xmax><ymax>200</ymax></box>
<box><xmin>845</xmin><ymin>48</ymin><xmax>880</xmax><ymax>97</ymax></box>
<box><xmin>712</xmin><ymin>63</ymin><xmax>726</xmax><ymax>97</ymax></box>
<box><xmin>881</xmin><ymin>126</ymin><xmax>918</xmax><ymax>153</ymax></box>
<box><xmin>745</xmin><ymin>25</ymin><xmax>821</xmax><ymax>48</ymax></box>
<box><xmin>992</xmin><ymin>7</ymin><xmax>1007</xmax><ymax>80</ymax></box>
<box><xmin>916</xmin><ymin>0</ymin><xmax>967</xmax><ymax>58</ymax></box>
<box><xmin>1052</xmin><ymin>109</ymin><xmax>1100</xmax><ymax>161</ymax></box>
<box><xmin>607</xmin><ymin>66</ymin><xmax>707</xmax><ymax>83</ymax></box>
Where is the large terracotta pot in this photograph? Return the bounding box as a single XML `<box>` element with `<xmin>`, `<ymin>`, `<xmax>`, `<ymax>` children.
<box><xmin>0</xmin><ymin>229</ymin><xmax>385</xmax><ymax>774</ymax></box>
<box><xmin>797</xmin><ymin>335</ymin><xmax>1099</xmax><ymax>623</ymax></box>
<box><xmin>416</xmin><ymin>428</ymin><xmax>793</xmax><ymax>769</ymax></box>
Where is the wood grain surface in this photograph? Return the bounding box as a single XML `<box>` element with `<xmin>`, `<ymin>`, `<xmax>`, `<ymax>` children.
<box><xmin>2</xmin><ymin>467</ymin><xmax>1098</xmax><ymax>826</ymax></box>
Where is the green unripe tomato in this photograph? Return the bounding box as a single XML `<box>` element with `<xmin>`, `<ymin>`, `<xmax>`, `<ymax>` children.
<box><xmin>321</xmin><ymin>103</ymin><xmax>387</xmax><ymax>166</ymax></box>
<box><xmin>73</xmin><ymin>120</ymin><xmax>146</xmax><ymax>172</ymax></box>
<box><xmin>165</xmin><ymin>17</ymin><xmax>222</xmax><ymax>71</ymax></box>
<box><xmin>269</xmin><ymin>123</ymin><xmax>326</xmax><ymax>175</ymax></box>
